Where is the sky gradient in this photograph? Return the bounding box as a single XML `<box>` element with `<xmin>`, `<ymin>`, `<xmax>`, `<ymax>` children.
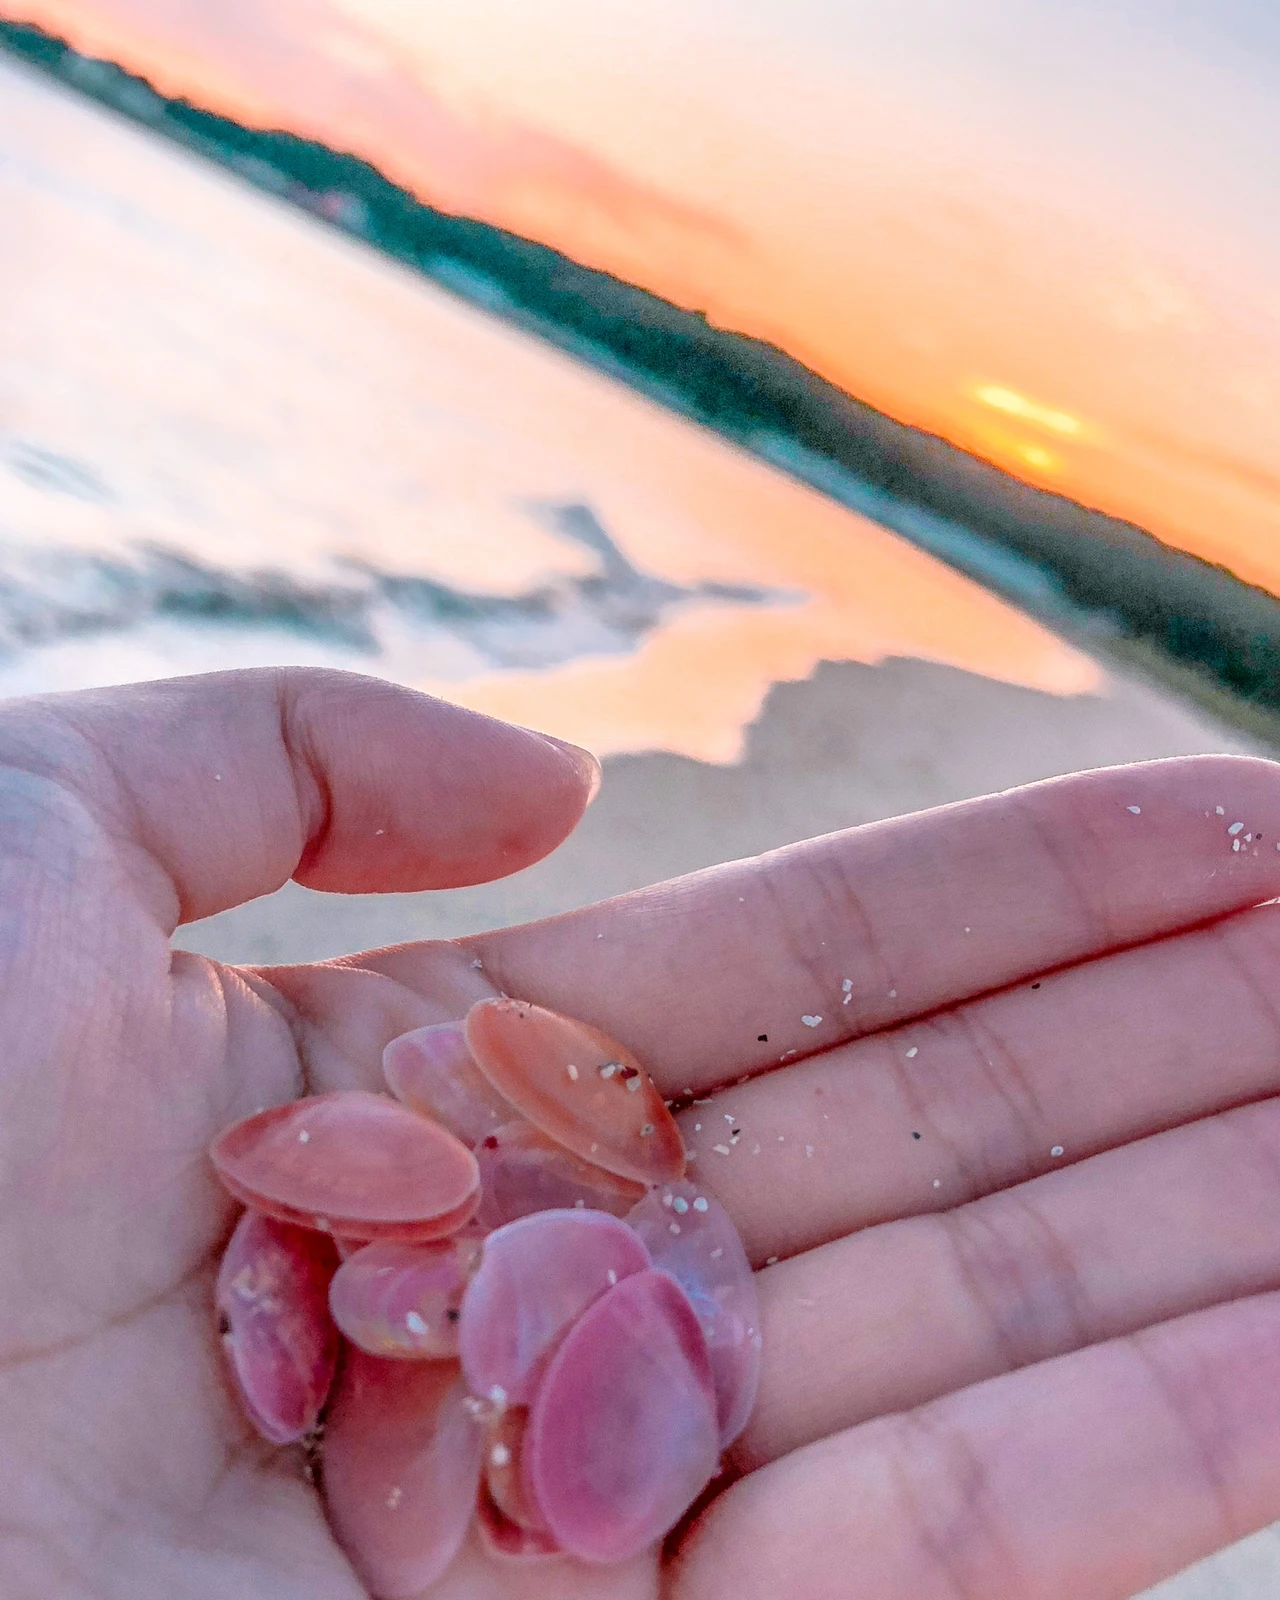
<box><xmin>8</xmin><ymin>0</ymin><xmax>1280</xmax><ymax>595</ymax></box>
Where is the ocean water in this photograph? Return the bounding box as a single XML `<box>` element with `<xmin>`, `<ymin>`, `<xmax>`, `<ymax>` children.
<box><xmin>0</xmin><ymin>54</ymin><xmax>1100</xmax><ymax>761</ymax></box>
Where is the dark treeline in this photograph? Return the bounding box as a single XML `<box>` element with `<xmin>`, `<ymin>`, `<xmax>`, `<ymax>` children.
<box><xmin>5</xmin><ymin>15</ymin><xmax>1280</xmax><ymax>729</ymax></box>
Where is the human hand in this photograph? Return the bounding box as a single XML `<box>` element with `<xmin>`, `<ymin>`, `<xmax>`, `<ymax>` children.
<box><xmin>4</xmin><ymin>667</ymin><xmax>1280</xmax><ymax>1600</ymax></box>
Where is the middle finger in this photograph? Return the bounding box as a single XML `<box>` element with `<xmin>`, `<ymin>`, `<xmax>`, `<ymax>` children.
<box><xmin>681</xmin><ymin>900</ymin><xmax>1280</xmax><ymax>1263</ymax></box>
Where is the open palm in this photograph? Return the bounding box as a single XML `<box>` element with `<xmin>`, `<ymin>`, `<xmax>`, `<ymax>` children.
<box><xmin>4</xmin><ymin>667</ymin><xmax>1279</xmax><ymax>1600</ymax></box>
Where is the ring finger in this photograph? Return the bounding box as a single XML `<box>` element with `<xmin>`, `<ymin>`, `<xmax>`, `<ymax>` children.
<box><xmin>740</xmin><ymin>1086</ymin><xmax>1280</xmax><ymax>1466</ymax></box>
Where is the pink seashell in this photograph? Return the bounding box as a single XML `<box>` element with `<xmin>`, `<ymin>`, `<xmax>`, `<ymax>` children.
<box><xmin>329</xmin><ymin>1235</ymin><xmax>484</xmax><ymax>1360</ymax></box>
<box><xmin>382</xmin><ymin>1021</ymin><xmax>513</xmax><ymax>1145</ymax></box>
<box><xmin>210</xmin><ymin>1002</ymin><xmax>760</xmax><ymax>1577</ymax></box>
<box><xmin>476</xmin><ymin>1488</ymin><xmax>563</xmax><ymax>1562</ymax></box>
<box><xmin>465</xmin><ymin>999</ymin><xmax>685</xmax><ymax>1186</ymax></box>
<box><xmin>215</xmin><ymin>1210</ymin><xmax>339</xmax><ymax>1445</ymax></box>
<box><xmin>474</xmin><ymin>1120</ymin><xmax>645</xmax><ymax>1229</ymax></box>
<box><xmin>525</xmin><ymin>1268</ymin><xmax>719</xmax><ymax>1564</ymax></box>
<box><xmin>482</xmin><ymin>1405</ymin><xmax>550</xmax><ymax>1533</ymax></box>
<box><xmin>209</xmin><ymin>1091</ymin><xmax>480</xmax><ymax>1242</ymax></box>
<box><xmin>458</xmin><ymin>1209</ymin><xmax>650</xmax><ymax>1406</ymax></box>
<box><xmin>323</xmin><ymin>1351</ymin><xmax>482</xmax><ymax>1599</ymax></box>
<box><xmin>626</xmin><ymin>1182</ymin><xmax>762</xmax><ymax>1446</ymax></box>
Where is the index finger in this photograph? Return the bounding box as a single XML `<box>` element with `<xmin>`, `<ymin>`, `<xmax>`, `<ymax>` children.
<box><xmin>0</xmin><ymin>667</ymin><xmax>600</xmax><ymax>926</ymax></box>
<box><xmin>467</xmin><ymin>755</ymin><xmax>1280</xmax><ymax>1096</ymax></box>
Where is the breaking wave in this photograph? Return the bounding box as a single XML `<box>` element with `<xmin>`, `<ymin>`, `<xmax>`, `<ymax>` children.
<box><xmin>0</xmin><ymin>500</ymin><xmax>783</xmax><ymax>672</ymax></box>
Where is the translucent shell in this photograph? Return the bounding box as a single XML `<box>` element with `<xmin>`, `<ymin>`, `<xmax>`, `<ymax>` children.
<box><xmin>482</xmin><ymin>1405</ymin><xmax>548</xmax><ymax>1534</ymax></box>
<box><xmin>323</xmin><ymin>1351</ymin><xmax>483</xmax><ymax>1600</ymax></box>
<box><xmin>459</xmin><ymin>1209</ymin><xmax>651</xmax><ymax>1405</ymax></box>
<box><xmin>215</xmin><ymin>1210</ymin><xmax>339</xmax><ymax>1445</ymax></box>
<box><xmin>465</xmin><ymin>999</ymin><xmax>685</xmax><ymax>1185</ymax></box>
<box><xmin>329</xmin><ymin>1236</ymin><xmax>484</xmax><ymax>1360</ymax></box>
<box><xmin>626</xmin><ymin>1182</ymin><xmax>762</xmax><ymax>1446</ymax></box>
<box><xmin>476</xmin><ymin>1490</ymin><xmax>563</xmax><ymax>1563</ymax></box>
<box><xmin>209</xmin><ymin>1091</ymin><xmax>480</xmax><ymax>1241</ymax></box>
<box><xmin>525</xmin><ymin>1268</ymin><xmax>720</xmax><ymax>1565</ymax></box>
<box><xmin>474</xmin><ymin>1121</ymin><xmax>646</xmax><ymax>1229</ymax></box>
<box><xmin>382</xmin><ymin>1022</ymin><xmax>513</xmax><ymax>1146</ymax></box>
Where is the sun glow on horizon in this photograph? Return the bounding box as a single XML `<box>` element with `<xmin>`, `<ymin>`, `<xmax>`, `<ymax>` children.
<box><xmin>972</xmin><ymin>385</ymin><xmax>1086</xmax><ymax>438</ymax></box>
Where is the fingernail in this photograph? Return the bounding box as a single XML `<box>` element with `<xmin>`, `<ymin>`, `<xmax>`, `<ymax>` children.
<box><xmin>540</xmin><ymin>735</ymin><xmax>602</xmax><ymax>805</ymax></box>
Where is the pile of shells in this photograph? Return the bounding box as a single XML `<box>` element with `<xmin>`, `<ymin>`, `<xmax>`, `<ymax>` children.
<box><xmin>210</xmin><ymin>998</ymin><xmax>762</xmax><ymax>1597</ymax></box>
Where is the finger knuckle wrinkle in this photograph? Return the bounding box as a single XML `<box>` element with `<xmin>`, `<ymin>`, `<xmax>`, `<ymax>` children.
<box><xmin>1212</xmin><ymin>920</ymin><xmax>1280</xmax><ymax>1064</ymax></box>
<box><xmin>943</xmin><ymin>1197</ymin><xmax>1095</xmax><ymax>1372</ymax></box>
<box><xmin>941</xmin><ymin>1010</ymin><xmax>1048</xmax><ymax>1181</ymax></box>
<box><xmin>759</xmin><ymin>848</ymin><xmax>888</xmax><ymax>1011</ymax></box>
<box><xmin>1127</xmin><ymin>1334</ymin><xmax>1241</xmax><ymax>1542</ymax></box>
<box><xmin>1015</xmin><ymin>796</ymin><xmax>1114</xmax><ymax>952</ymax></box>
<box><xmin>889</xmin><ymin>1410</ymin><xmax>1023</xmax><ymax>1600</ymax></box>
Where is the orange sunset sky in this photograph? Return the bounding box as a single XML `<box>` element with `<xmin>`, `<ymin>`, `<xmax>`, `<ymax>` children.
<box><xmin>8</xmin><ymin>0</ymin><xmax>1280</xmax><ymax>595</ymax></box>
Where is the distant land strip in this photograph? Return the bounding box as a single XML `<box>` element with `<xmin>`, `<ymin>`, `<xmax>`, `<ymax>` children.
<box><xmin>4</xmin><ymin>15</ymin><xmax>1280</xmax><ymax>740</ymax></box>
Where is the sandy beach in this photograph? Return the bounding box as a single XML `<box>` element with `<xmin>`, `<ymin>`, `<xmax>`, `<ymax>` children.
<box><xmin>179</xmin><ymin>651</ymin><xmax>1280</xmax><ymax>1600</ymax></box>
